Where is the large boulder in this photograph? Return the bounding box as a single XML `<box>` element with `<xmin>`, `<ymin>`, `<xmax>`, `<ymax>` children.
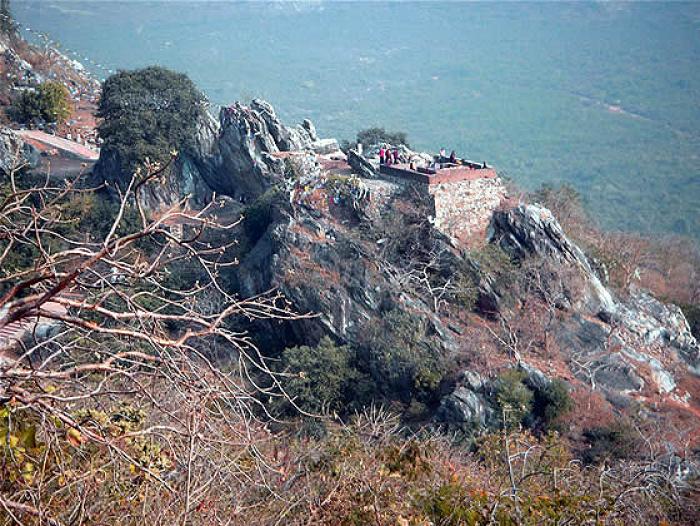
<box><xmin>346</xmin><ymin>148</ymin><xmax>379</xmax><ymax>179</ymax></box>
<box><xmin>490</xmin><ymin>204</ymin><xmax>616</xmax><ymax>315</ymax></box>
<box><xmin>435</xmin><ymin>369</ymin><xmax>493</xmax><ymax>430</ymax></box>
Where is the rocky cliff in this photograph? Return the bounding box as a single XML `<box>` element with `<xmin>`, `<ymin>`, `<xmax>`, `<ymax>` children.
<box><xmin>94</xmin><ymin>98</ymin><xmax>332</xmax><ymax>210</ymax></box>
<box><xmin>91</xmin><ymin>98</ymin><xmax>700</xmax><ymax>435</ymax></box>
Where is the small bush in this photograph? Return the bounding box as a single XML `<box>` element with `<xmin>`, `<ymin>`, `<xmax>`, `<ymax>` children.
<box><xmin>242</xmin><ymin>187</ymin><xmax>281</xmax><ymax>244</ymax></box>
<box><xmin>277</xmin><ymin>337</ymin><xmax>368</xmax><ymax>415</ymax></box>
<box><xmin>532</xmin><ymin>379</ymin><xmax>574</xmax><ymax>431</ymax></box>
<box><xmin>494</xmin><ymin>370</ymin><xmax>533</xmax><ymax>428</ymax></box>
<box><xmin>421</xmin><ymin>483</ymin><xmax>481</xmax><ymax>526</ymax></box>
<box><xmin>359</xmin><ymin>309</ymin><xmax>445</xmax><ymax>406</ymax></box>
<box><xmin>582</xmin><ymin>421</ymin><xmax>640</xmax><ymax>465</ymax></box>
<box><xmin>447</xmin><ymin>259</ymin><xmax>480</xmax><ymax>311</ymax></box>
<box><xmin>11</xmin><ymin>81</ymin><xmax>71</xmax><ymax>124</ymax></box>
<box><xmin>470</xmin><ymin>244</ymin><xmax>517</xmax><ymax>287</ymax></box>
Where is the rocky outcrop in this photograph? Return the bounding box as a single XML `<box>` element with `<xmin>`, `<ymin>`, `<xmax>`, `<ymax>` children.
<box><xmin>0</xmin><ymin>128</ymin><xmax>37</xmax><ymax>175</ymax></box>
<box><xmin>490</xmin><ymin>204</ymin><xmax>699</xmax><ymax>376</ymax></box>
<box><xmin>250</xmin><ymin>99</ymin><xmax>314</xmax><ymax>152</ymax></box>
<box><xmin>616</xmin><ymin>289</ymin><xmax>700</xmax><ymax>375</ymax></box>
<box><xmin>484</xmin><ymin>202</ymin><xmax>699</xmax><ymax>406</ymax></box>
<box><xmin>234</xmin><ymin>181</ymin><xmax>459</xmax><ymax>355</ymax></box>
<box><xmin>94</xmin><ymin>99</ymin><xmax>334</xmax><ymax>209</ymax></box>
<box><xmin>490</xmin><ymin>204</ymin><xmax>616</xmax><ymax>315</ymax></box>
<box><xmin>435</xmin><ymin>370</ymin><xmax>493</xmax><ymax>429</ymax></box>
<box><xmin>346</xmin><ymin>148</ymin><xmax>378</xmax><ymax>179</ymax></box>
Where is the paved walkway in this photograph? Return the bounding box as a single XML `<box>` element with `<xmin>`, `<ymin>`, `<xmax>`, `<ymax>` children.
<box><xmin>17</xmin><ymin>130</ymin><xmax>99</xmax><ymax>161</ymax></box>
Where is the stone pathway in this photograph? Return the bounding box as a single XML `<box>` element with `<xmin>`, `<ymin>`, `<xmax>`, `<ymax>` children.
<box><xmin>16</xmin><ymin>129</ymin><xmax>99</xmax><ymax>161</ymax></box>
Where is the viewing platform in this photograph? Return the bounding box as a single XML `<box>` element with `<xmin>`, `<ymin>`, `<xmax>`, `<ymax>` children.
<box><xmin>379</xmin><ymin>161</ymin><xmax>497</xmax><ymax>185</ymax></box>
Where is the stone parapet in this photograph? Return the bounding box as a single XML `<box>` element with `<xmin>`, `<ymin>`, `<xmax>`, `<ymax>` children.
<box><xmin>379</xmin><ymin>163</ymin><xmax>497</xmax><ymax>185</ymax></box>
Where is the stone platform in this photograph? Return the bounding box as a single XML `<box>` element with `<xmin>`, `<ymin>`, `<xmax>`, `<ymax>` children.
<box><xmin>379</xmin><ymin>162</ymin><xmax>497</xmax><ymax>185</ymax></box>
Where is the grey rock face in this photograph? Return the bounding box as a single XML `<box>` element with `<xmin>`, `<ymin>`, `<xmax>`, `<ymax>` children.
<box><xmin>616</xmin><ymin>288</ymin><xmax>699</xmax><ymax>374</ymax></box>
<box><xmin>490</xmin><ymin>204</ymin><xmax>615</xmax><ymax>315</ymax></box>
<box><xmin>0</xmin><ymin>128</ymin><xmax>37</xmax><ymax>175</ymax></box>
<box><xmin>302</xmin><ymin>119</ymin><xmax>318</xmax><ymax>142</ymax></box>
<box><xmin>488</xmin><ymin>204</ymin><xmax>698</xmax><ymax>397</ymax></box>
<box><xmin>94</xmin><ymin>99</ymin><xmax>327</xmax><ymax>209</ymax></box>
<box><xmin>249</xmin><ymin>99</ymin><xmax>317</xmax><ymax>152</ymax></box>
<box><xmin>346</xmin><ymin>149</ymin><xmax>379</xmax><ymax>179</ymax></box>
<box><xmin>436</xmin><ymin>385</ymin><xmax>489</xmax><ymax>428</ymax></box>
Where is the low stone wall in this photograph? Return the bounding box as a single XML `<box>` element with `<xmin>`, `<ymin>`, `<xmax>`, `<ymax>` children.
<box><xmin>375</xmin><ymin>164</ymin><xmax>506</xmax><ymax>244</ymax></box>
<box><xmin>428</xmin><ymin>176</ymin><xmax>506</xmax><ymax>243</ymax></box>
<box><xmin>379</xmin><ymin>163</ymin><xmax>497</xmax><ymax>185</ymax></box>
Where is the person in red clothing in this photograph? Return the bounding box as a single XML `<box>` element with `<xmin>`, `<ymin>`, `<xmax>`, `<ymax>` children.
<box><xmin>379</xmin><ymin>146</ymin><xmax>386</xmax><ymax>164</ymax></box>
<box><xmin>392</xmin><ymin>149</ymin><xmax>399</xmax><ymax>164</ymax></box>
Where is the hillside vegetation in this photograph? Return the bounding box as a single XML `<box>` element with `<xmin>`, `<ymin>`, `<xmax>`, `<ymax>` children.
<box><xmin>0</xmin><ymin>20</ymin><xmax>698</xmax><ymax>525</ymax></box>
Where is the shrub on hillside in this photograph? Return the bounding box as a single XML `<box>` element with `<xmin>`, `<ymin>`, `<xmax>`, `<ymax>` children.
<box><xmin>359</xmin><ymin>309</ymin><xmax>445</xmax><ymax>407</ymax></box>
<box><xmin>242</xmin><ymin>186</ymin><xmax>282</xmax><ymax>244</ymax></box>
<box><xmin>0</xmin><ymin>0</ymin><xmax>18</xmax><ymax>37</ymax></box>
<box><xmin>680</xmin><ymin>303</ymin><xmax>700</xmax><ymax>340</ymax></box>
<box><xmin>11</xmin><ymin>81</ymin><xmax>71</xmax><ymax>124</ymax></box>
<box><xmin>531</xmin><ymin>379</ymin><xmax>574</xmax><ymax>431</ymax></box>
<box><xmin>97</xmin><ymin>66</ymin><xmax>205</xmax><ymax>177</ymax></box>
<box><xmin>494</xmin><ymin>369</ymin><xmax>533</xmax><ymax>428</ymax></box>
<box><xmin>469</xmin><ymin>244</ymin><xmax>519</xmax><ymax>295</ymax></box>
<box><xmin>276</xmin><ymin>337</ymin><xmax>370</xmax><ymax>415</ymax></box>
<box><xmin>582</xmin><ymin>421</ymin><xmax>640</xmax><ymax>465</ymax></box>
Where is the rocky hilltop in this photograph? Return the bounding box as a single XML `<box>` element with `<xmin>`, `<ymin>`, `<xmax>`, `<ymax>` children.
<box><xmin>1</xmin><ymin>20</ymin><xmax>698</xmax><ymax>520</ymax></box>
<box><xmin>86</xmin><ymin>97</ymin><xmax>700</xmax><ymax>438</ymax></box>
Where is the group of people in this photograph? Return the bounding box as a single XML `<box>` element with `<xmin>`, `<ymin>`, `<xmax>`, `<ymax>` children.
<box><xmin>378</xmin><ymin>146</ymin><xmax>401</xmax><ymax>165</ymax></box>
<box><xmin>379</xmin><ymin>145</ymin><xmax>488</xmax><ymax>172</ymax></box>
<box><xmin>438</xmin><ymin>147</ymin><xmax>488</xmax><ymax>169</ymax></box>
<box><xmin>439</xmin><ymin>147</ymin><xmax>458</xmax><ymax>164</ymax></box>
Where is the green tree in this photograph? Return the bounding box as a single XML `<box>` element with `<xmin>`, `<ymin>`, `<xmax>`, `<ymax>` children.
<box><xmin>277</xmin><ymin>337</ymin><xmax>364</xmax><ymax>415</ymax></box>
<box><xmin>11</xmin><ymin>82</ymin><xmax>71</xmax><ymax>124</ymax></box>
<box><xmin>356</xmin><ymin>127</ymin><xmax>410</xmax><ymax>148</ymax></box>
<box><xmin>0</xmin><ymin>0</ymin><xmax>17</xmax><ymax>36</ymax></box>
<box><xmin>96</xmin><ymin>66</ymin><xmax>205</xmax><ymax>179</ymax></box>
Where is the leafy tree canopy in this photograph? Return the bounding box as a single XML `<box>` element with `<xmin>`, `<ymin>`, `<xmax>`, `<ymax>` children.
<box><xmin>356</xmin><ymin>127</ymin><xmax>410</xmax><ymax>148</ymax></box>
<box><xmin>11</xmin><ymin>81</ymin><xmax>71</xmax><ymax>124</ymax></box>
<box><xmin>97</xmin><ymin>66</ymin><xmax>205</xmax><ymax>177</ymax></box>
<box><xmin>277</xmin><ymin>337</ymin><xmax>363</xmax><ymax>415</ymax></box>
<box><xmin>0</xmin><ymin>0</ymin><xmax>17</xmax><ymax>36</ymax></box>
